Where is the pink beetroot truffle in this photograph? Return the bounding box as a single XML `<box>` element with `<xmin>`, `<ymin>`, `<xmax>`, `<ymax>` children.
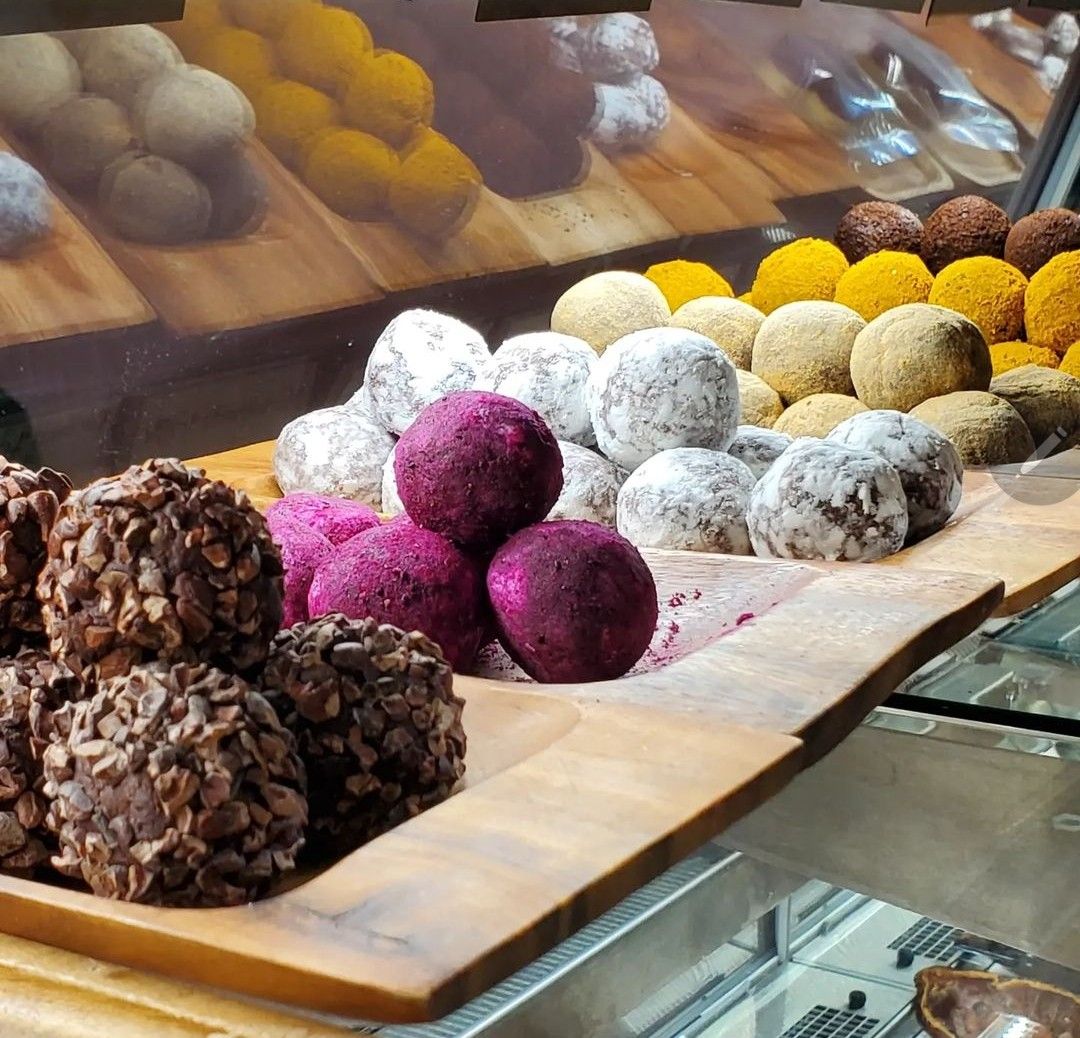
<box><xmin>307</xmin><ymin>518</ymin><xmax>488</xmax><ymax>671</ymax></box>
<box><xmin>266</xmin><ymin>492</ymin><xmax>380</xmax><ymax>546</ymax></box>
<box><xmin>394</xmin><ymin>390</ymin><xmax>564</xmax><ymax>549</ymax></box>
<box><xmin>271</xmin><ymin>514</ymin><xmax>335</xmax><ymax>629</ymax></box>
<box><xmin>487</xmin><ymin>520</ymin><xmax>658</xmax><ymax>683</ymax></box>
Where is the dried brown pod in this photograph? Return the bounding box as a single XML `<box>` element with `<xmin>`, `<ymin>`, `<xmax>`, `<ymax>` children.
<box><xmin>37</xmin><ymin>458</ymin><xmax>283</xmax><ymax>683</ymax></box>
<box><xmin>0</xmin><ymin>458</ymin><xmax>72</xmax><ymax>653</ymax></box>
<box><xmin>43</xmin><ymin>660</ymin><xmax>307</xmax><ymax>906</ymax></box>
<box><xmin>261</xmin><ymin>614</ymin><xmax>466</xmax><ymax>857</ymax></box>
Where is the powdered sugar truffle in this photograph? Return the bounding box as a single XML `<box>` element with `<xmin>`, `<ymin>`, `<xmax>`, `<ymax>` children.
<box><xmin>365</xmin><ymin>309</ymin><xmax>490</xmax><ymax>435</ymax></box>
<box><xmin>728</xmin><ymin>425</ymin><xmax>793</xmax><ymax>481</ymax></box>
<box><xmin>550</xmin><ymin>13</ymin><xmax>659</xmax><ymax>80</ymax></box>
<box><xmin>343</xmin><ymin>381</ymin><xmax>379</xmax><ymax>422</ymax></box>
<box><xmin>591</xmin><ymin>75</ymin><xmax>670</xmax><ymax>149</ymax></box>
<box><xmin>588</xmin><ymin>326</ymin><xmax>740</xmax><ymax>471</ymax></box>
<box><xmin>381</xmin><ymin>442</ymin><xmax>403</xmax><ymax>516</ymax></box>
<box><xmin>828</xmin><ymin>409</ymin><xmax>962</xmax><ymax>542</ymax></box>
<box><xmin>0</xmin><ymin>34</ymin><xmax>81</xmax><ymax>131</ymax></box>
<box><xmin>617</xmin><ymin>448</ymin><xmax>755</xmax><ymax>553</ymax></box>
<box><xmin>548</xmin><ymin>441</ymin><xmax>624</xmax><ymax>525</ymax></box>
<box><xmin>747</xmin><ymin>438</ymin><xmax>909</xmax><ymax>562</ymax></box>
<box><xmin>274</xmin><ymin>405</ymin><xmax>394</xmax><ymax>508</ymax></box>
<box><xmin>0</xmin><ymin>153</ymin><xmax>52</xmax><ymax>256</ymax></box>
<box><xmin>476</xmin><ymin>331</ymin><xmax>596</xmax><ymax>445</ymax></box>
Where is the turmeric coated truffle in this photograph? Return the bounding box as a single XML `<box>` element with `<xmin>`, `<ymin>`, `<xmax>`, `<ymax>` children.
<box><xmin>910</xmin><ymin>391</ymin><xmax>1035</xmax><ymax>466</ymax></box>
<box><xmin>226</xmin><ymin>0</ymin><xmax>321</xmax><ymax>37</ymax></box>
<box><xmin>989</xmin><ymin>341</ymin><xmax>1060</xmax><ymax>377</ymax></box>
<box><xmin>833</xmin><ymin>251</ymin><xmax>933</xmax><ymax>322</ymax></box>
<box><xmin>1024</xmin><ymin>251</ymin><xmax>1080</xmax><ymax>353</ymax></box>
<box><xmin>990</xmin><ymin>365</ymin><xmax>1080</xmax><ymax>453</ymax></box>
<box><xmin>1004</xmin><ymin>207</ymin><xmax>1080</xmax><ymax>278</ymax></box>
<box><xmin>928</xmin><ymin>256</ymin><xmax>1027</xmax><ymax>345</ymax></box>
<box><xmin>834</xmin><ymin>201</ymin><xmax>923</xmax><ymax>263</ymax></box>
<box><xmin>551</xmin><ymin>271</ymin><xmax>671</xmax><ymax>355</ymax></box>
<box><xmin>191</xmin><ymin>27</ymin><xmax>278</xmax><ymax>101</ymax></box>
<box><xmin>254</xmin><ymin>79</ymin><xmax>339</xmax><ymax>170</ymax></box>
<box><xmin>644</xmin><ymin>259</ymin><xmax>733</xmax><ymax>311</ymax></box>
<box><xmin>342</xmin><ymin>50</ymin><xmax>434</xmax><ymax>149</ymax></box>
<box><xmin>668</xmin><ymin>296</ymin><xmax>764</xmax><ymax>370</ymax></box>
<box><xmin>276</xmin><ymin>5</ymin><xmax>372</xmax><ymax>96</ymax></box>
<box><xmin>750</xmin><ymin>238</ymin><xmax>849</xmax><ymax>315</ymax></box>
<box><xmin>772</xmin><ymin>394</ymin><xmax>868</xmax><ymax>439</ymax></box>
<box><xmin>303</xmin><ymin>129</ymin><xmax>398</xmax><ymax>220</ymax></box>
<box><xmin>921</xmin><ymin>195</ymin><xmax>1011</xmax><ymax>274</ymax></box>
<box><xmin>388</xmin><ymin>130</ymin><xmax>481</xmax><ymax>240</ymax></box>
<box><xmin>1061</xmin><ymin>342</ymin><xmax>1080</xmax><ymax>379</ymax></box>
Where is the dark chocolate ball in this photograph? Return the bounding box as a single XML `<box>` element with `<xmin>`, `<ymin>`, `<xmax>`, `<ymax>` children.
<box><xmin>834</xmin><ymin>201</ymin><xmax>923</xmax><ymax>263</ymax></box>
<box><xmin>1004</xmin><ymin>207</ymin><xmax>1080</xmax><ymax>278</ymax></box>
<box><xmin>921</xmin><ymin>195</ymin><xmax>1011</xmax><ymax>274</ymax></box>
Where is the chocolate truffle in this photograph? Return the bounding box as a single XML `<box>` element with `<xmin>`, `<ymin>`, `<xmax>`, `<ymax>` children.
<box><xmin>43</xmin><ymin>661</ymin><xmax>307</xmax><ymax>905</ymax></box>
<box><xmin>1004</xmin><ymin>208</ymin><xmax>1080</xmax><ymax>278</ymax></box>
<box><xmin>772</xmin><ymin>394</ymin><xmax>869</xmax><ymax>439</ymax></box>
<box><xmin>0</xmin><ymin>34</ymin><xmax>81</xmax><ymax>132</ymax></box>
<box><xmin>736</xmin><ymin>370</ymin><xmax>784</xmax><ymax>428</ymax></box>
<box><xmin>202</xmin><ymin>149</ymin><xmax>269</xmax><ymax>238</ymax></box>
<box><xmin>79</xmin><ymin>26</ymin><xmax>183</xmax><ymax>108</ymax></box>
<box><xmin>547</xmin><ymin>441</ymin><xmax>624</xmax><ymax>525</ymax></box>
<box><xmin>928</xmin><ymin>256</ymin><xmax>1027</xmax><ymax>345</ymax></box>
<box><xmin>834</xmin><ymin>201</ymin><xmax>923</xmax><ymax>264</ymax></box>
<box><xmin>513</xmin><ymin>67</ymin><xmax>597</xmax><ymax>139</ymax></box>
<box><xmin>551</xmin><ymin>12</ymin><xmax>659</xmax><ymax>80</ymax></box>
<box><xmin>751</xmin><ymin>238</ymin><xmax>849</xmax><ymax>315</ymax></box>
<box><xmin>833</xmin><ymin>251</ymin><xmax>933</xmax><ymax>322</ymax></box>
<box><xmin>37</xmin><ymin>459</ymin><xmax>283</xmax><ymax>682</ymax></box>
<box><xmin>910</xmin><ymin>391</ymin><xmax>1035</xmax><ymax>466</ymax></box>
<box><xmin>551</xmin><ymin>271</ymin><xmax>671</xmax><ymax>355</ymax></box>
<box><xmin>39</xmin><ymin>96</ymin><xmax>137</xmax><ymax>194</ymax></box>
<box><xmin>990</xmin><ymin>365</ymin><xmax>1080</xmax><ymax>453</ymax></box>
<box><xmin>921</xmin><ymin>195</ymin><xmax>1011</xmax><ymax>274</ymax></box>
<box><xmin>591</xmin><ymin>75</ymin><xmax>670</xmax><ymax>151</ymax></box>
<box><xmin>265</xmin><ymin>493</ymin><xmax>380</xmax><ymax>547</ymax></box>
<box><xmin>728</xmin><ymin>425</ymin><xmax>792</xmax><ymax>481</ymax></box>
<box><xmin>0</xmin><ymin>154</ymin><xmax>54</xmax><ymax>258</ymax></box>
<box><xmin>261</xmin><ymin>614</ymin><xmax>465</xmax><ymax>855</ymax></box>
<box><xmin>669</xmin><ymin>296</ymin><xmax>764</xmax><ymax>371</ymax></box>
<box><xmin>1025</xmin><ymin>251</ymin><xmax>1080</xmax><ymax>353</ymax></box>
<box><xmin>98</xmin><ymin>152</ymin><xmax>212</xmax><ymax>245</ymax></box>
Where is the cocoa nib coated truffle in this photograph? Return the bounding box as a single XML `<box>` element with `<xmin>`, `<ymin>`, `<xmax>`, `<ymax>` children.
<box><xmin>43</xmin><ymin>661</ymin><xmax>307</xmax><ymax>906</ymax></box>
<box><xmin>37</xmin><ymin>459</ymin><xmax>283</xmax><ymax>682</ymax></box>
<box><xmin>0</xmin><ymin>458</ymin><xmax>72</xmax><ymax>653</ymax></box>
<box><xmin>262</xmin><ymin>614</ymin><xmax>465</xmax><ymax>855</ymax></box>
<box><xmin>921</xmin><ymin>195</ymin><xmax>1011</xmax><ymax>274</ymax></box>
<box><xmin>835</xmin><ymin>201</ymin><xmax>923</xmax><ymax>264</ymax></box>
<box><xmin>1004</xmin><ymin>207</ymin><xmax>1080</xmax><ymax>278</ymax></box>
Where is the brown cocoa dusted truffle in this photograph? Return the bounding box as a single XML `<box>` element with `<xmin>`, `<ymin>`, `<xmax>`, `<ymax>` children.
<box><xmin>37</xmin><ymin>459</ymin><xmax>282</xmax><ymax>683</ymax></box>
<box><xmin>43</xmin><ymin>661</ymin><xmax>306</xmax><ymax>906</ymax></box>
<box><xmin>1004</xmin><ymin>208</ymin><xmax>1080</xmax><ymax>278</ymax></box>
<box><xmin>921</xmin><ymin>195</ymin><xmax>1011</xmax><ymax>274</ymax></box>
<box><xmin>835</xmin><ymin>201</ymin><xmax>923</xmax><ymax>263</ymax></box>
<box><xmin>0</xmin><ymin>459</ymin><xmax>72</xmax><ymax>654</ymax></box>
<box><xmin>262</xmin><ymin>614</ymin><xmax>465</xmax><ymax>856</ymax></box>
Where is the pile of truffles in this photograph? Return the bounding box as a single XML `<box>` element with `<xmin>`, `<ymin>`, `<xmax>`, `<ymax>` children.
<box><xmin>0</xmin><ymin>453</ymin><xmax>466</xmax><ymax>907</ymax></box>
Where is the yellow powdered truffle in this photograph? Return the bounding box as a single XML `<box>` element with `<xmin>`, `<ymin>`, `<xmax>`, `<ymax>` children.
<box><xmin>254</xmin><ymin>79</ymin><xmax>339</xmax><ymax>169</ymax></box>
<box><xmin>1060</xmin><ymin>342</ymin><xmax>1080</xmax><ymax>379</ymax></box>
<box><xmin>1025</xmin><ymin>250</ymin><xmax>1080</xmax><ymax>353</ymax></box>
<box><xmin>161</xmin><ymin>0</ymin><xmax>226</xmax><ymax>52</ymax></box>
<box><xmin>644</xmin><ymin>259</ymin><xmax>733</xmax><ymax>311</ymax></box>
<box><xmin>226</xmin><ymin>0</ymin><xmax>321</xmax><ymax>37</ymax></box>
<box><xmin>928</xmin><ymin>256</ymin><xmax>1027</xmax><ymax>345</ymax></box>
<box><xmin>738</xmin><ymin>290</ymin><xmax>754</xmax><ymax>305</ymax></box>
<box><xmin>303</xmin><ymin>128</ymin><xmax>397</xmax><ymax>220</ymax></box>
<box><xmin>388</xmin><ymin>129</ymin><xmax>481</xmax><ymax>240</ymax></box>
<box><xmin>277</xmin><ymin>6</ymin><xmax>372</xmax><ymax>96</ymax></box>
<box><xmin>989</xmin><ymin>340</ymin><xmax>1060</xmax><ymax>377</ymax></box>
<box><xmin>750</xmin><ymin>238</ymin><xmax>849</xmax><ymax>315</ymax></box>
<box><xmin>343</xmin><ymin>50</ymin><xmax>434</xmax><ymax>149</ymax></box>
<box><xmin>833</xmin><ymin>250</ymin><xmax>933</xmax><ymax>322</ymax></box>
<box><xmin>192</xmin><ymin>27</ymin><xmax>278</xmax><ymax>101</ymax></box>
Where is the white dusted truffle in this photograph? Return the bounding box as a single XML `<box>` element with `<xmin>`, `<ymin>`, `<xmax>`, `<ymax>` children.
<box><xmin>476</xmin><ymin>331</ymin><xmax>596</xmax><ymax>445</ymax></box>
<box><xmin>0</xmin><ymin>34</ymin><xmax>81</xmax><ymax>131</ymax></box>
<box><xmin>548</xmin><ymin>441</ymin><xmax>624</xmax><ymax>525</ymax></box>
<box><xmin>551</xmin><ymin>270</ymin><xmax>670</xmax><ymax>355</ymax></box>
<box><xmin>669</xmin><ymin>295</ymin><xmax>765</xmax><ymax>370</ymax></box>
<box><xmin>381</xmin><ymin>442</ymin><xmax>403</xmax><ymax>517</ymax></box>
<box><xmin>79</xmin><ymin>25</ymin><xmax>182</xmax><ymax>107</ymax></box>
<box><xmin>98</xmin><ymin>152</ymin><xmax>211</xmax><ymax>245</ymax></box>
<box><xmin>274</xmin><ymin>405</ymin><xmax>394</xmax><ymax>508</ymax></box>
<box><xmin>365</xmin><ymin>309</ymin><xmax>490</xmax><ymax>435</ymax></box>
<box><xmin>588</xmin><ymin>326</ymin><xmax>740</xmax><ymax>471</ymax></box>
<box><xmin>617</xmin><ymin>447</ymin><xmax>755</xmax><ymax>553</ymax></box>
<box><xmin>728</xmin><ymin>425</ymin><xmax>792</xmax><ymax>481</ymax></box>
<box><xmin>591</xmin><ymin>75</ymin><xmax>670</xmax><ymax>150</ymax></box>
<box><xmin>39</xmin><ymin>95</ymin><xmax>137</xmax><ymax>193</ymax></box>
<box><xmin>550</xmin><ymin>13</ymin><xmax>659</xmax><ymax>80</ymax></box>
<box><xmin>0</xmin><ymin>153</ymin><xmax>52</xmax><ymax>257</ymax></box>
<box><xmin>747</xmin><ymin>438</ymin><xmax>909</xmax><ymax>562</ymax></box>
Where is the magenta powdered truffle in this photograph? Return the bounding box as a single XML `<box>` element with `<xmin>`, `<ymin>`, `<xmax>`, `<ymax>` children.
<box><xmin>271</xmin><ymin>513</ymin><xmax>334</xmax><ymax>629</ymax></box>
<box><xmin>307</xmin><ymin>518</ymin><xmax>487</xmax><ymax>672</ymax></box>
<box><xmin>395</xmin><ymin>391</ymin><xmax>563</xmax><ymax>550</ymax></box>
<box><xmin>487</xmin><ymin>520</ymin><xmax>658</xmax><ymax>683</ymax></box>
<box><xmin>266</xmin><ymin>492</ymin><xmax>380</xmax><ymax>546</ymax></box>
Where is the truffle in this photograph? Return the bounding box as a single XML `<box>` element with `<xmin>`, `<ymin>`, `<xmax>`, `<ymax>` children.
<box><xmin>772</xmin><ymin>394</ymin><xmax>869</xmax><ymax>438</ymax></box>
<box><xmin>747</xmin><ymin>438</ymin><xmax>909</xmax><ymax>562</ymax></box>
<box><xmin>551</xmin><ymin>13</ymin><xmax>659</xmax><ymax>80</ymax></box>
<box><xmin>1004</xmin><ymin>208</ymin><xmax>1080</xmax><ymax>278</ymax></box>
<box><xmin>591</xmin><ymin>75</ymin><xmax>670</xmax><ymax>150</ymax></box>
<box><xmin>79</xmin><ymin>26</ymin><xmax>183</xmax><ymax>108</ymax></box>
<box><xmin>225</xmin><ymin>0</ymin><xmax>319</xmax><ymax>37</ymax></box>
<box><xmin>616</xmin><ymin>448</ymin><xmax>755</xmax><ymax>553</ymax></box>
<box><xmin>190</xmin><ymin>27</ymin><xmax>278</xmax><ymax>102</ymax></box>
<box><xmin>265</xmin><ymin>492</ymin><xmax>380</xmax><ymax>546</ymax></box>
<box><xmin>303</xmin><ymin>128</ymin><xmax>398</xmax><ymax>220</ymax></box>
<box><xmin>159</xmin><ymin>0</ymin><xmax>227</xmax><ymax>52</ymax></box>
<box><xmin>551</xmin><ymin>271</ymin><xmax>671</xmax><ymax>355</ymax></box>
<box><xmin>587</xmin><ymin>327</ymin><xmax>740</xmax><ymax>470</ymax></box>
<box><xmin>0</xmin><ymin>34</ymin><xmax>81</xmax><ymax>132</ymax></box>
<box><xmin>364</xmin><ymin>309</ymin><xmax>490</xmax><ymax>436</ymax></box>
<box><xmin>989</xmin><ymin>341</ymin><xmax>1060</xmax><ymax>377</ymax></box>
<box><xmin>644</xmin><ymin>259</ymin><xmax>733</xmax><ymax>312</ymax></box>
<box><xmin>476</xmin><ymin>331</ymin><xmax>596</xmax><ymax>446</ymax></box>
<box><xmin>387</xmin><ymin>129</ymin><xmax>482</xmax><ymax>240</ymax></box>
<box><xmin>736</xmin><ymin>370</ymin><xmax>784</xmax><ymax>428</ymax></box>
<box><xmin>487</xmin><ymin>520</ymin><xmax>657</xmax><ymax>682</ymax></box>
<box><xmin>751</xmin><ymin>238</ymin><xmax>849</xmax><ymax>315</ymax></box>
<box><xmin>261</xmin><ymin>614</ymin><xmax>465</xmax><ymax>855</ymax></box>
<box><xmin>921</xmin><ymin>195</ymin><xmax>1011</xmax><ymax>274</ymax></box>
<box><xmin>342</xmin><ymin>50</ymin><xmax>434</xmax><ymax>149</ymax></box>
<box><xmin>728</xmin><ymin>425</ymin><xmax>792</xmax><ymax>481</ymax></box>
<box><xmin>202</xmin><ymin>149</ymin><xmax>270</xmax><ymax>238</ymax></box>
<box><xmin>0</xmin><ymin>154</ymin><xmax>53</xmax><ymax>258</ymax></box>
<box><xmin>254</xmin><ymin>80</ymin><xmax>340</xmax><ymax>171</ymax></box>
<box><xmin>307</xmin><ymin>519</ymin><xmax>488</xmax><ymax>672</ymax></box>
<box><xmin>910</xmin><ymin>391</ymin><xmax>1035</xmax><ymax>466</ymax></box>
<box><xmin>98</xmin><ymin>152</ymin><xmax>212</xmax><ymax>245</ymax></box>
<box><xmin>828</xmin><ymin>410</ymin><xmax>963</xmax><ymax>541</ymax></box>
<box><xmin>395</xmin><ymin>391</ymin><xmax>563</xmax><ymax>550</ymax></box>
<box><xmin>39</xmin><ymin>96</ymin><xmax>137</xmax><ymax>195</ymax></box>
<box><xmin>547</xmin><ymin>441</ymin><xmax>624</xmax><ymax>525</ymax></box>
<box><xmin>1061</xmin><ymin>342</ymin><xmax>1080</xmax><ymax>379</ymax></box>
<box><xmin>1025</xmin><ymin>250</ymin><xmax>1080</xmax><ymax>353</ymax></box>
<box><xmin>834</xmin><ymin>201</ymin><xmax>923</xmax><ymax>264</ymax></box>
<box><xmin>833</xmin><ymin>251</ymin><xmax>933</xmax><ymax>322</ymax></box>
<box><xmin>277</xmin><ymin>6</ymin><xmax>373</xmax><ymax>96</ymax></box>
<box><xmin>269</xmin><ymin>514</ymin><xmax>333</xmax><ymax>628</ymax></box>
<box><xmin>273</xmin><ymin>406</ymin><xmax>393</xmax><ymax>508</ymax></box>
<box><xmin>928</xmin><ymin>256</ymin><xmax>1027</xmax><ymax>345</ymax></box>
<box><xmin>43</xmin><ymin>661</ymin><xmax>306</xmax><ymax>906</ymax></box>
<box><xmin>751</xmin><ymin>300</ymin><xmax>866</xmax><ymax>403</ymax></box>
<box><xmin>37</xmin><ymin>458</ymin><xmax>283</xmax><ymax>682</ymax></box>
<box><xmin>849</xmin><ymin>303</ymin><xmax>991</xmax><ymax>412</ymax></box>
<box><xmin>989</xmin><ymin>365</ymin><xmax>1080</xmax><ymax>453</ymax></box>
<box><xmin>513</xmin><ymin>67</ymin><xmax>597</xmax><ymax>139</ymax></box>
<box><xmin>668</xmin><ymin>296</ymin><xmax>765</xmax><ymax>371</ymax></box>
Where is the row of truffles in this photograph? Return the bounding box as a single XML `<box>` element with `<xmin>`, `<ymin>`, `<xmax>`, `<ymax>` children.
<box><xmin>165</xmin><ymin>0</ymin><xmax>481</xmax><ymax>239</ymax></box>
<box><xmin>0</xmin><ymin>28</ymin><xmax>268</xmax><ymax>245</ymax></box>
<box><xmin>0</xmin><ymin>453</ymin><xmax>467</xmax><ymax>906</ymax></box>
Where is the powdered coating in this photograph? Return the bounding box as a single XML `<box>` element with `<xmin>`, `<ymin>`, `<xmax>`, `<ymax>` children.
<box><xmin>773</xmin><ymin>394</ymin><xmax>868</xmax><ymax>439</ymax></box>
<box><xmin>617</xmin><ymin>448</ymin><xmax>756</xmax><ymax>553</ymax></box>
<box><xmin>549</xmin><ymin>441</ymin><xmax>624</xmax><ymax>525</ymax></box>
<box><xmin>265</xmin><ymin>492</ymin><xmax>380</xmax><ymax>546</ymax></box>
<box><xmin>270</xmin><ymin>513</ymin><xmax>333</xmax><ymax>628</ymax></box>
<box><xmin>0</xmin><ymin>34</ymin><xmax>81</xmax><ymax>131</ymax></box>
<box><xmin>668</xmin><ymin>295</ymin><xmax>764</xmax><ymax>370</ymax></box>
<box><xmin>0</xmin><ymin>153</ymin><xmax>52</xmax><ymax>257</ymax></box>
<box><xmin>591</xmin><ymin>75</ymin><xmax>670</xmax><ymax>149</ymax></box>
<box><xmin>365</xmin><ymin>309</ymin><xmax>490</xmax><ymax>435</ymax></box>
<box><xmin>736</xmin><ymin>370</ymin><xmax>784</xmax><ymax>428</ymax></box>
<box><xmin>728</xmin><ymin>425</ymin><xmax>793</xmax><ymax>481</ymax></box>
<box><xmin>747</xmin><ymin>438</ymin><xmax>909</xmax><ymax>562</ymax></box>
<box><xmin>588</xmin><ymin>326</ymin><xmax>740</xmax><ymax>470</ymax></box>
<box><xmin>550</xmin><ymin>13</ymin><xmax>659</xmax><ymax>79</ymax></box>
